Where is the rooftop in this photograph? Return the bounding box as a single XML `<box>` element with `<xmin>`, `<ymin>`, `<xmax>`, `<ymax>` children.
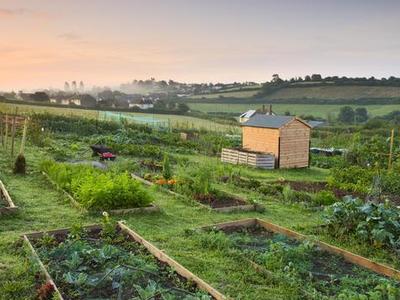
<box><xmin>241</xmin><ymin>114</ymin><xmax>311</xmax><ymax>129</ymax></box>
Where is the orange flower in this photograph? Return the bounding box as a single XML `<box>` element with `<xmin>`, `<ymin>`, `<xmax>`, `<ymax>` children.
<box><xmin>155</xmin><ymin>179</ymin><xmax>168</xmax><ymax>185</ymax></box>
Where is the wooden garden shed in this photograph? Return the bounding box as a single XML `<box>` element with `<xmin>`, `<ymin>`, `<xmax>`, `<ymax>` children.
<box><xmin>241</xmin><ymin>114</ymin><xmax>311</xmax><ymax>168</ymax></box>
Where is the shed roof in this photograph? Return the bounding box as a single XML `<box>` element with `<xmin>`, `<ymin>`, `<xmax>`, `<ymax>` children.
<box><xmin>241</xmin><ymin>114</ymin><xmax>311</xmax><ymax>129</ymax></box>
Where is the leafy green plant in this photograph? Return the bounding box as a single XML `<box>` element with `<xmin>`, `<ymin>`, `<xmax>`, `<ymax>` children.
<box><xmin>162</xmin><ymin>154</ymin><xmax>172</xmax><ymax>180</ymax></box>
<box><xmin>282</xmin><ymin>185</ymin><xmax>296</xmax><ymax>202</ymax></box>
<box><xmin>217</xmin><ymin>226</ymin><xmax>400</xmax><ymax>298</ymax></box>
<box><xmin>324</xmin><ymin>196</ymin><xmax>400</xmax><ymax>251</ymax></box>
<box><xmin>40</xmin><ymin>160</ymin><xmax>153</xmax><ymax>210</ymax></box>
<box><xmin>33</xmin><ymin>223</ymin><xmax>212</xmax><ymax>299</ymax></box>
<box><xmin>312</xmin><ymin>190</ymin><xmax>338</xmax><ymax>206</ymax></box>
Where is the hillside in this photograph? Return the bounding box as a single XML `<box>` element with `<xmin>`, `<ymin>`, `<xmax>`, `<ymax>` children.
<box><xmin>270</xmin><ymin>85</ymin><xmax>400</xmax><ymax>100</ymax></box>
<box><xmin>187</xmin><ymin>85</ymin><xmax>400</xmax><ymax>102</ymax></box>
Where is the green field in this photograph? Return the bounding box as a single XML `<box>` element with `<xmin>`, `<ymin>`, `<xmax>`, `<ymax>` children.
<box><xmin>189</xmin><ymin>89</ymin><xmax>259</xmax><ymax>99</ymax></box>
<box><xmin>188</xmin><ymin>85</ymin><xmax>400</xmax><ymax>101</ymax></box>
<box><xmin>0</xmin><ymin>102</ymin><xmax>239</xmax><ymax>133</ymax></box>
<box><xmin>189</xmin><ymin>103</ymin><xmax>399</xmax><ymax>118</ymax></box>
<box><xmin>271</xmin><ymin>85</ymin><xmax>400</xmax><ymax>100</ymax></box>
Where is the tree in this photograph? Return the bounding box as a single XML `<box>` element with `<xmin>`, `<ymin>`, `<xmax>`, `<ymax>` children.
<box><xmin>304</xmin><ymin>75</ymin><xmax>311</xmax><ymax>81</ymax></box>
<box><xmin>154</xmin><ymin>100</ymin><xmax>166</xmax><ymax>110</ymax></box>
<box><xmin>31</xmin><ymin>92</ymin><xmax>50</xmax><ymax>102</ymax></box>
<box><xmin>271</xmin><ymin>74</ymin><xmax>283</xmax><ymax>84</ymax></box>
<box><xmin>80</xmin><ymin>94</ymin><xmax>97</xmax><ymax>107</ymax></box>
<box><xmin>177</xmin><ymin>103</ymin><xmax>190</xmax><ymax>113</ymax></box>
<box><xmin>311</xmin><ymin>74</ymin><xmax>322</xmax><ymax>81</ymax></box>
<box><xmin>355</xmin><ymin>107</ymin><xmax>368</xmax><ymax>123</ymax></box>
<box><xmin>337</xmin><ymin>106</ymin><xmax>355</xmax><ymax>124</ymax></box>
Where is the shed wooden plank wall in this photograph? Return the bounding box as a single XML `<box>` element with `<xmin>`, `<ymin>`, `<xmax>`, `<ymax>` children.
<box><xmin>241</xmin><ymin>119</ymin><xmax>310</xmax><ymax>169</ymax></box>
<box><xmin>279</xmin><ymin>120</ymin><xmax>310</xmax><ymax>168</ymax></box>
<box><xmin>242</xmin><ymin>127</ymin><xmax>279</xmax><ymax>157</ymax></box>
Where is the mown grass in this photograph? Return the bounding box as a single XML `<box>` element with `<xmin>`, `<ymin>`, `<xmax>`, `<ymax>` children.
<box><xmin>0</xmin><ymin>143</ymin><xmax>399</xmax><ymax>299</ymax></box>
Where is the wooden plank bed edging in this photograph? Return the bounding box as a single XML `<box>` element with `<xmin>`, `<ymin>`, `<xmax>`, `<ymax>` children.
<box><xmin>131</xmin><ymin>173</ymin><xmax>181</xmax><ymax>197</ymax></box>
<box><xmin>118</xmin><ymin>222</ymin><xmax>227</xmax><ymax>300</ymax></box>
<box><xmin>0</xmin><ymin>179</ymin><xmax>18</xmax><ymax>215</ymax></box>
<box><xmin>203</xmin><ymin>218</ymin><xmax>400</xmax><ymax>281</ymax></box>
<box><xmin>131</xmin><ymin>173</ymin><xmax>259</xmax><ymax>213</ymax></box>
<box><xmin>42</xmin><ymin>172</ymin><xmax>159</xmax><ymax>215</ymax></box>
<box><xmin>23</xmin><ymin>223</ymin><xmax>226</xmax><ymax>300</ymax></box>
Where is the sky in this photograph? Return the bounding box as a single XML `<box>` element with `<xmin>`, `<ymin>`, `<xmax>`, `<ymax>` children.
<box><xmin>1</xmin><ymin>0</ymin><xmax>400</xmax><ymax>91</ymax></box>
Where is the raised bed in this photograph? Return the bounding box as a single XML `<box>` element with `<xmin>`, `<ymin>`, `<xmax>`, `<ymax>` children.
<box><xmin>43</xmin><ymin>172</ymin><xmax>160</xmax><ymax>215</ymax></box>
<box><xmin>0</xmin><ymin>179</ymin><xmax>18</xmax><ymax>215</ymax></box>
<box><xmin>24</xmin><ymin>222</ymin><xmax>226</xmax><ymax>300</ymax></box>
<box><xmin>131</xmin><ymin>173</ymin><xmax>261</xmax><ymax>213</ymax></box>
<box><xmin>202</xmin><ymin>218</ymin><xmax>400</xmax><ymax>296</ymax></box>
<box><xmin>221</xmin><ymin>148</ymin><xmax>275</xmax><ymax>169</ymax></box>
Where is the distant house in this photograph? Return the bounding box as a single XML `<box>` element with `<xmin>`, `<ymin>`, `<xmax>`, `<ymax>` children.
<box><xmin>129</xmin><ymin>98</ymin><xmax>154</xmax><ymax>110</ymax></box>
<box><xmin>241</xmin><ymin>115</ymin><xmax>312</xmax><ymax>168</ymax></box>
<box><xmin>49</xmin><ymin>93</ymin><xmax>90</xmax><ymax>106</ymax></box>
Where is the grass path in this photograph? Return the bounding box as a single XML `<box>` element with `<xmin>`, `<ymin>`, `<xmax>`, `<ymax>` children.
<box><xmin>0</xmin><ymin>145</ymin><xmax>398</xmax><ymax>299</ymax></box>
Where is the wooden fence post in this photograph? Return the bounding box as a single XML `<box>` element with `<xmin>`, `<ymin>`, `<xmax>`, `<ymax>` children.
<box><xmin>10</xmin><ymin>114</ymin><xmax>17</xmax><ymax>157</ymax></box>
<box><xmin>4</xmin><ymin>115</ymin><xmax>8</xmax><ymax>151</ymax></box>
<box><xmin>19</xmin><ymin>118</ymin><xmax>28</xmax><ymax>155</ymax></box>
<box><xmin>0</xmin><ymin>113</ymin><xmax>3</xmax><ymax>147</ymax></box>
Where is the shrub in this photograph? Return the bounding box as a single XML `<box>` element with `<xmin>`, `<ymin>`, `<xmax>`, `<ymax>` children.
<box><xmin>328</xmin><ymin>166</ymin><xmax>375</xmax><ymax>194</ymax></box>
<box><xmin>312</xmin><ymin>190</ymin><xmax>338</xmax><ymax>206</ymax></box>
<box><xmin>13</xmin><ymin>154</ymin><xmax>26</xmax><ymax>174</ymax></box>
<box><xmin>294</xmin><ymin>191</ymin><xmax>313</xmax><ymax>204</ymax></box>
<box><xmin>257</xmin><ymin>183</ymin><xmax>283</xmax><ymax>197</ymax></box>
<box><xmin>176</xmin><ymin>163</ymin><xmax>215</xmax><ymax>196</ymax></box>
<box><xmin>282</xmin><ymin>185</ymin><xmax>296</xmax><ymax>202</ymax></box>
<box><xmin>162</xmin><ymin>154</ymin><xmax>172</xmax><ymax>180</ymax></box>
<box><xmin>324</xmin><ymin>197</ymin><xmax>400</xmax><ymax>251</ymax></box>
<box><xmin>381</xmin><ymin>171</ymin><xmax>400</xmax><ymax>195</ymax></box>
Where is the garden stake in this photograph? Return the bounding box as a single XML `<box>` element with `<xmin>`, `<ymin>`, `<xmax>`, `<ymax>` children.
<box><xmin>388</xmin><ymin>128</ymin><xmax>394</xmax><ymax>170</ymax></box>
<box><xmin>4</xmin><ymin>114</ymin><xmax>8</xmax><ymax>151</ymax></box>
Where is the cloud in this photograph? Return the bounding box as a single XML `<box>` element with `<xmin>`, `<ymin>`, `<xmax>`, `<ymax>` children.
<box><xmin>0</xmin><ymin>8</ymin><xmax>29</xmax><ymax>17</ymax></box>
<box><xmin>0</xmin><ymin>8</ymin><xmax>50</xmax><ymax>19</ymax></box>
<box><xmin>58</xmin><ymin>33</ymin><xmax>81</xmax><ymax>41</ymax></box>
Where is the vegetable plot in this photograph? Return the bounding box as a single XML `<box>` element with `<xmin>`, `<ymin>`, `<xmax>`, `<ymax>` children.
<box><xmin>200</xmin><ymin>219</ymin><xmax>400</xmax><ymax>299</ymax></box>
<box><xmin>24</xmin><ymin>219</ymin><xmax>224</xmax><ymax>300</ymax></box>
<box><xmin>40</xmin><ymin>160</ymin><xmax>154</xmax><ymax>211</ymax></box>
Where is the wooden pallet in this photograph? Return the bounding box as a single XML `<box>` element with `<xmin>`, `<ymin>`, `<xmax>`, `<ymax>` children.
<box><xmin>221</xmin><ymin>148</ymin><xmax>275</xmax><ymax>169</ymax></box>
<box><xmin>23</xmin><ymin>223</ymin><xmax>227</xmax><ymax>300</ymax></box>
